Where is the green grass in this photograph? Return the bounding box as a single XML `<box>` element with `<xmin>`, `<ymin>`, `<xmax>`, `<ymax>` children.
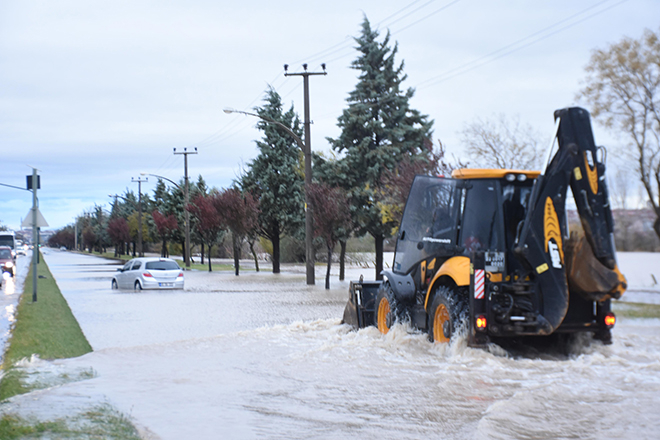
<box><xmin>0</xmin><ymin>404</ymin><xmax>141</xmax><ymax>439</ymax></box>
<box><xmin>0</xmin><ymin>414</ymin><xmax>67</xmax><ymax>439</ymax></box>
<box><xmin>612</xmin><ymin>301</ymin><xmax>660</xmax><ymax>319</ymax></box>
<box><xmin>0</xmin><ymin>253</ymin><xmax>93</xmax><ymax>400</ymax></box>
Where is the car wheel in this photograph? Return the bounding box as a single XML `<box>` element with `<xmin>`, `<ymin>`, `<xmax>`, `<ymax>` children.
<box><xmin>111</xmin><ymin>279</ymin><xmax>118</xmax><ymax>290</ymax></box>
<box><xmin>134</xmin><ymin>280</ymin><xmax>142</xmax><ymax>291</ymax></box>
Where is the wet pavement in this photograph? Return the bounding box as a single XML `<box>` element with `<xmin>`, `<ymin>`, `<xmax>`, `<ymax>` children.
<box><xmin>0</xmin><ymin>253</ymin><xmax>30</xmax><ymax>363</ymax></box>
<box><xmin>1</xmin><ymin>250</ymin><xmax>659</xmax><ymax>439</ymax></box>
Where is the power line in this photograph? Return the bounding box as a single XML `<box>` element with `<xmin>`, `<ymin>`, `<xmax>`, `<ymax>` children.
<box><xmin>416</xmin><ymin>0</ymin><xmax>627</xmax><ymax>90</ymax></box>
<box><xmin>189</xmin><ymin>1</ymin><xmax>460</xmax><ymax>151</ymax></box>
<box><xmin>386</xmin><ymin>0</ymin><xmax>441</xmax><ymax>28</ymax></box>
<box><xmin>391</xmin><ymin>0</ymin><xmax>462</xmax><ymax>34</ymax></box>
<box><xmin>377</xmin><ymin>0</ymin><xmax>428</xmax><ymax>25</ymax></box>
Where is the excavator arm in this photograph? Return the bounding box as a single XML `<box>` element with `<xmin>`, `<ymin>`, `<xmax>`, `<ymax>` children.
<box><xmin>514</xmin><ymin>107</ymin><xmax>626</xmax><ymax>333</ymax></box>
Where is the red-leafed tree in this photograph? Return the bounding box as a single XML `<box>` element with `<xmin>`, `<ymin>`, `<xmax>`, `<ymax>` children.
<box><xmin>107</xmin><ymin>217</ymin><xmax>130</xmax><ymax>257</ymax></box>
<box><xmin>215</xmin><ymin>188</ymin><xmax>260</xmax><ymax>276</ymax></box>
<box><xmin>82</xmin><ymin>226</ymin><xmax>97</xmax><ymax>253</ymax></box>
<box><xmin>152</xmin><ymin>210</ymin><xmax>178</xmax><ymax>258</ymax></box>
<box><xmin>186</xmin><ymin>192</ymin><xmax>224</xmax><ymax>272</ymax></box>
<box><xmin>47</xmin><ymin>226</ymin><xmax>75</xmax><ymax>249</ymax></box>
<box><xmin>308</xmin><ymin>183</ymin><xmax>352</xmax><ymax>289</ymax></box>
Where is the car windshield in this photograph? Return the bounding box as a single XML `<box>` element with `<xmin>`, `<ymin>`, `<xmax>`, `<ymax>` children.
<box><xmin>145</xmin><ymin>261</ymin><xmax>180</xmax><ymax>270</ymax></box>
<box><xmin>0</xmin><ymin>249</ymin><xmax>11</xmax><ymax>259</ymax></box>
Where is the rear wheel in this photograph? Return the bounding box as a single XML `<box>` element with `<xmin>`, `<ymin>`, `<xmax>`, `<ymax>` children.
<box><xmin>134</xmin><ymin>280</ymin><xmax>142</xmax><ymax>291</ymax></box>
<box><xmin>374</xmin><ymin>283</ymin><xmax>394</xmax><ymax>334</ymax></box>
<box><xmin>111</xmin><ymin>279</ymin><xmax>118</xmax><ymax>290</ymax></box>
<box><xmin>428</xmin><ymin>286</ymin><xmax>464</xmax><ymax>343</ymax></box>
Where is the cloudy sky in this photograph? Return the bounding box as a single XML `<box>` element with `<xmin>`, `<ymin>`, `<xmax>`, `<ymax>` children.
<box><xmin>1</xmin><ymin>0</ymin><xmax>658</xmax><ymax>230</ymax></box>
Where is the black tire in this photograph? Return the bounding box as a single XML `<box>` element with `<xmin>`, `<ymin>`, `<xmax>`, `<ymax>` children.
<box><xmin>134</xmin><ymin>280</ymin><xmax>142</xmax><ymax>291</ymax></box>
<box><xmin>428</xmin><ymin>286</ymin><xmax>465</xmax><ymax>343</ymax></box>
<box><xmin>111</xmin><ymin>279</ymin><xmax>118</xmax><ymax>290</ymax></box>
<box><xmin>374</xmin><ymin>283</ymin><xmax>395</xmax><ymax>334</ymax></box>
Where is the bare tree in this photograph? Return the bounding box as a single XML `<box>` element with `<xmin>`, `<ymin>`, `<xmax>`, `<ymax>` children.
<box><xmin>578</xmin><ymin>27</ymin><xmax>660</xmax><ymax>239</ymax></box>
<box><xmin>460</xmin><ymin>113</ymin><xmax>542</xmax><ymax>170</ymax></box>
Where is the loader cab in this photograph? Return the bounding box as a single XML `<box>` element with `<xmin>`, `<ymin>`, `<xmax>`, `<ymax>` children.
<box><xmin>393</xmin><ymin>170</ymin><xmax>540</xmax><ymax>280</ymax></box>
<box><xmin>393</xmin><ymin>176</ymin><xmax>462</xmax><ymax>275</ymax></box>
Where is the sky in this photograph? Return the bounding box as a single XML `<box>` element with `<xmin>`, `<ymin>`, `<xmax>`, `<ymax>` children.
<box><xmin>1</xmin><ymin>0</ymin><xmax>658</xmax><ymax>230</ymax></box>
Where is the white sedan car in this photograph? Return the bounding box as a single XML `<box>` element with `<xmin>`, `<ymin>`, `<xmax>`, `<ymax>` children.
<box><xmin>112</xmin><ymin>257</ymin><xmax>184</xmax><ymax>290</ymax></box>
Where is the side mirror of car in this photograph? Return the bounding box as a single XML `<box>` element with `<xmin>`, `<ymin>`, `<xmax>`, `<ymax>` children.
<box><xmin>117</xmin><ymin>268</ymin><xmax>123</xmax><ymax>272</ymax></box>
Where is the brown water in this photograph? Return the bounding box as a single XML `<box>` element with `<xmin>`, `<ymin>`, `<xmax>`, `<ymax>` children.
<box><xmin>4</xmin><ymin>250</ymin><xmax>659</xmax><ymax>439</ymax></box>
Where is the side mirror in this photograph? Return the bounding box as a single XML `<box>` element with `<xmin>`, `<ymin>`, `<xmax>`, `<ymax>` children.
<box><xmin>116</xmin><ymin>268</ymin><xmax>123</xmax><ymax>272</ymax></box>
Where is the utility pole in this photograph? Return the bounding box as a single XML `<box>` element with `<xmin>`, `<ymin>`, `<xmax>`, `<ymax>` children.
<box><xmin>284</xmin><ymin>63</ymin><xmax>327</xmax><ymax>285</ymax></box>
<box><xmin>131</xmin><ymin>177</ymin><xmax>148</xmax><ymax>257</ymax></box>
<box><xmin>174</xmin><ymin>147</ymin><xmax>197</xmax><ymax>269</ymax></box>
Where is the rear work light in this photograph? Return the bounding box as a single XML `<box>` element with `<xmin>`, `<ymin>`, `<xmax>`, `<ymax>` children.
<box><xmin>476</xmin><ymin>315</ymin><xmax>487</xmax><ymax>330</ymax></box>
<box><xmin>604</xmin><ymin>312</ymin><xmax>616</xmax><ymax>328</ymax></box>
<box><xmin>177</xmin><ymin>272</ymin><xmax>184</xmax><ymax>278</ymax></box>
<box><xmin>143</xmin><ymin>272</ymin><xmax>153</xmax><ymax>278</ymax></box>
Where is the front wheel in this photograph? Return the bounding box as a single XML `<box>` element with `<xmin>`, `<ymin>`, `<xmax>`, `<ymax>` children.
<box><xmin>374</xmin><ymin>283</ymin><xmax>395</xmax><ymax>334</ymax></box>
<box><xmin>428</xmin><ymin>286</ymin><xmax>464</xmax><ymax>343</ymax></box>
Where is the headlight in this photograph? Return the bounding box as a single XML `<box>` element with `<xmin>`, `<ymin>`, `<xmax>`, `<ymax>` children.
<box><xmin>5</xmin><ymin>262</ymin><xmax>13</xmax><ymax>268</ymax></box>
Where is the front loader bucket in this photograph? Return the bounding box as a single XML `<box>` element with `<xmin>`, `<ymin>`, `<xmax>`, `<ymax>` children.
<box><xmin>565</xmin><ymin>233</ymin><xmax>627</xmax><ymax>301</ymax></box>
<box><xmin>342</xmin><ymin>280</ymin><xmax>381</xmax><ymax>329</ymax></box>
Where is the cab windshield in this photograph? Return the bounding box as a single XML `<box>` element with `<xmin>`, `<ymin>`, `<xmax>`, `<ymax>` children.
<box><xmin>393</xmin><ymin>176</ymin><xmax>461</xmax><ymax>274</ymax></box>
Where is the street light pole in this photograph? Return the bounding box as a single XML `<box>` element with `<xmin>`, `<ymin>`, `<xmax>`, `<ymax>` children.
<box><xmin>173</xmin><ymin>148</ymin><xmax>197</xmax><ymax>269</ymax></box>
<box><xmin>31</xmin><ymin>168</ymin><xmax>38</xmax><ymax>302</ymax></box>
<box><xmin>224</xmin><ymin>108</ymin><xmax>311</xmax><ymax>282</ymax></box>
<box><xmin>131</xmin><ymin>177</ymin><xmax>147</xmax><ymax>257</ymax></box>
<box><xmin>140</xmin><ymin>173</ymin><xmax>181</xmax><ymax>190</ymax></box>
<box><xmin>224</xmin><ymin>62</ymin><xmax>326</xmax><ymax>287</ymax></box>
<box><xmin>284</xmin><ymin>63</ymin><xmax>326</xmax><ymax>285</ymax></box>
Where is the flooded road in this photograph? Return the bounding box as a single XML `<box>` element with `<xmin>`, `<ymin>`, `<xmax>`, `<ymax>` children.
<box><xmin>0</xmin><ymin>253</ymin><xmax>30</xmax><ymax>362</ymax></box>
<box><xmin>4</xmin><ymin>250</ymin><xmax>660</xmax><ymax>439</ymax></box>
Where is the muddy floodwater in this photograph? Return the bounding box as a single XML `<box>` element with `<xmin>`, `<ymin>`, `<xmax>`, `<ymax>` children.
<box><xmin>2</xmin><ymin>250</ymin><xmax>660</xmax><ymax>439</ymax></box>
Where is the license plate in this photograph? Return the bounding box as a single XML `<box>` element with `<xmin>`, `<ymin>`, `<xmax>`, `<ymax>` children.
<box><xmin>159</xmin><ymin>282</ymin><xmax>173</xmax><ymax>287</ymax></box>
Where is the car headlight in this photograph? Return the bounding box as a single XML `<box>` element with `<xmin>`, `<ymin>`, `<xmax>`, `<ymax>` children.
<box><xmin>5</xmin><ymin>262</ymin><xmax>13</xmax><ymax>268</ymax></box>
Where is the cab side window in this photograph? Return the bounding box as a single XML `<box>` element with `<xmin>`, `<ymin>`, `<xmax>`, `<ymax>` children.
<box><xmin>122</xmin><ymin>261</ymin><xmax>132</xmax><ymax>272</ymax></box>
<box><xmin>132</xmin><ymin>261</ymin><xmax>142</xmax><ymax>270</ymax></box>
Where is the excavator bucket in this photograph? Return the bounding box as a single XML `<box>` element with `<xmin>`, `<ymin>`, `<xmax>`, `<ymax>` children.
<box><xmin>342</xmin><ymin>280</ymin><xmax>381</xmax><ymax>329</ymax></box>
<box><xmin>565</xmin><ymin>233</ymin><xmax>627</xmax><ymax>301</ymax></box>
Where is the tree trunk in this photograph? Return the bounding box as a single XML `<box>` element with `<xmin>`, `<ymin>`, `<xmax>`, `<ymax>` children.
<box><xmin>201</xmin><ymin>243</ymin><xmax>205</xmax><ymax>264</ymax></box>
<box><xmin>132</xmin><ymin>241</ymin><xmax>136</xmax><ymax>257</ymax></box>
<box><xmin>232</xmin><ymin>233</ymin><xmax>240</xmax><ymax>276</ymax></box>
<box><xmin>375</xmin><ymin>233</ymin><xmax>383</xmax><ymax>281</ymax></box>
<box><xmin>207</xmin><ymin>244</ymin><xmax>213</xmax><ymax>272</ymax></box>
<box><xmin>181</xmin><ymin>239</ymin><xmax>186</xmax><ymax>262</ymax></box>
<box><xmin>654</xmin><ymin>215</ymin><xmax>660</xmax><ymax>242</ymax></box>
<box><xmin>339</xmin><ymin>240</ymin><xmax>346</xmax><ymax>281</ymax></box>
<box><xmin>272</xmin><ymin>234</ymin><xmax>280</xmax><ymax>274</ymax></box>
<box><xmin>249</xmin><ymin>240</ymin><xmax>259</xmax><ymax>272</ymax></box>
<box><xmin>325</xmin><ymin>245</ymin><xmax>332</xmax><ymax>290</ymax></box>
<box><xmin>161</xmin><ymin>239</ymin><xmax>167</xmax><ymax>257</ymax></box>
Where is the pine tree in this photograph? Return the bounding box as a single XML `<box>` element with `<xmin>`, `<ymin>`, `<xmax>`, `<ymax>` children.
<box><xmin>240</xmin><ymin>87</ymin><xmax>305</xmax><ymax>273</ymax></box>
<box><xmin>326</xmin><ymin>17</ymin><xmax>434</xmax><ymax>279</ymax></box>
